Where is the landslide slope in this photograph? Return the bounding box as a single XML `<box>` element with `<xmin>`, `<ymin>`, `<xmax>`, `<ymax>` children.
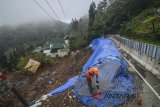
<box><xmin>0</xmin><ymin>49</ymin><xmax>91</xmax><ymax>107</ymax></box>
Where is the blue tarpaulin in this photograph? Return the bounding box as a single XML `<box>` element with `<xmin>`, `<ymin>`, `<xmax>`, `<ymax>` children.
<box><xmin>49</xmin><ymin>76</ymin><xmax>78</xmax><ymax>95</ymax></box>
<box><xmin>48</xmin><ymin>38</ymin><xmax>134</xmax><ymax>107</ymax></box>
<box><xmin>74</xmin><ymin>38</ymin><xmax>134</xmax><ymax>107</ymax></box>
<box><xmin>83</xmin><ymin>38</ymin><xmax>122</xmax><ymax>72</ymax></box>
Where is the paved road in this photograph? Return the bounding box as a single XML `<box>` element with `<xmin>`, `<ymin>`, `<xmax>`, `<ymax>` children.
<box><xmin>122</xmin><ymin>49</ymin><xmax>160</xmax><ymax>107</ymax></box>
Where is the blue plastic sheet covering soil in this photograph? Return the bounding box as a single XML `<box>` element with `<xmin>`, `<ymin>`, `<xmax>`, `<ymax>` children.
<box><xmin>49</xmin><ymin>76</ymin><xmax>78</xmax><ymax>95</ymax></box>
<box><xmin>48</xmin><ymin>38</ymin><xmax>134</xmax><ymax>107</ymax></box>
<box><xmin>74</xmin><ymin>38</ymin><xmax>135</xmax><ymax>107</ymax></box>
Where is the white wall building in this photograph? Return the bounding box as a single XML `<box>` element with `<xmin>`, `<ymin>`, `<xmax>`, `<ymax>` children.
<box><xmin>43</xmin><ymin>39</ymin><xmax>70</xmax><ymax>57</ymax></box>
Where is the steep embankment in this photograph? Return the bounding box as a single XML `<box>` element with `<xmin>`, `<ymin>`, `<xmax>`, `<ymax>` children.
<box><xmin>120</xmin><ymin>8</ymin><xmax>160</xmax><ymax>46</ymax></box>
<box><xmin>0</xmin><ymin>49</ymin><xmax>91</xmax><ymax>107</ymax></box>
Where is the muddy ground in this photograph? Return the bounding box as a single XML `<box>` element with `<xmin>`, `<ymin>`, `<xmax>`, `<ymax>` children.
<box><xmin>0</xmin><ymin>48</ymin><xmax>91</xmax><ymax>107</ymax></box>
<box><xmin>1</xmin><ymin>46</ymin><xmax>155</xmax><ymax>107</ymax></box>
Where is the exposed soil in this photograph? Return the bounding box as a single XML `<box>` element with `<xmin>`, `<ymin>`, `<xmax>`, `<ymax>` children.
<box><xmin>0</xmin><ymin>48</ymin><xmax>91</xmax><ymax>107</ymax></box>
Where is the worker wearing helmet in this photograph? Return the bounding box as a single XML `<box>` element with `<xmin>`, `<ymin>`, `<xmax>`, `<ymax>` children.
<box><xmin>86</xmin><ymin>67</ymin><xmax>99</xmax><ymax>94</ymax></box>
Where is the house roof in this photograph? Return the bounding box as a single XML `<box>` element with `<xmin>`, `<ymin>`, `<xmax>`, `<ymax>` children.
<box><xmin>51</xmin><ymin>43</ymin><xmax>64</xmax><ymax>49</ymax></box>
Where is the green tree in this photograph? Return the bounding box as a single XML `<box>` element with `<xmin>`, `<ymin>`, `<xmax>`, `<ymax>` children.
<box><xmin>97</xmin><ymin>0</ymin><xmax>108</xmax><ymax>16</ymax></box>
<box><xmin>17</xmin><ymin>53</ymin><xmax>58</xmax><ymax>70</ymax></box>
<box><xmin>4</xmin><ymin>48</ymin><xmax>18</xmax><ymax>71</ymax></box>
<box><xmin>69</xmin><ymin>17</ymin><xmax>89</xmax><ymax>51</ymax></box>
<box><xmin>0</xmin><ymin>21</ymin><xmax>67</xmax><ymax>70</ymax></box>
<box><xmin>92</xmin><ymin>13</ymin><xmax>105</xmax><ymax>38</ymax></box>
<box><xmin>143</xmin><ymin>16</ymin><xmax>160</xmax><ymax>32</ymax></box>
<box><xmin>88</xmin><ymin>2</ymin><xmax>96</xmax><ymax>40</ymax></box>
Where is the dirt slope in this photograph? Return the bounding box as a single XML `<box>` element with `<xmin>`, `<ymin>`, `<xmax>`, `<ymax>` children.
<box><xmin>0</xmin><ymin>49</ymin><xmax>91</xmax><ymax>107</ymax></box>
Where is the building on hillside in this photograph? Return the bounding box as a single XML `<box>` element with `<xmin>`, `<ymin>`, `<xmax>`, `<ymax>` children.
<box><xmin>43</xmin><ymin>44</ymin><xmax>51</xmax><ymax>56</ymax></box>
<box><xmin>50</xmin><ymin>43</ymin><xmax>64</xmax><ymax>53</ymax></box>
<box><xmin>43</xmin><ymin>39</ymin><xmax>70</xmax><ymax>57</ymax></box>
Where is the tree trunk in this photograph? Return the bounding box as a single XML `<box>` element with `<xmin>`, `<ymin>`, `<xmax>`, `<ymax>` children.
<box><xmin>152</xmin><ymin>21</ymin><xmax>155</xmax><ymax>32</ymax></box>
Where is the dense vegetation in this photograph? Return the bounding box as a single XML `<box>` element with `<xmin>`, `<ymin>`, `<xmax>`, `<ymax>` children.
<box><xmin>68</xmin><ymin>16</ymin><xmax>89</xmax><ymax>51</ymax></box>
<box><xmin>120</xmin><ymin>8</ymin><xmax>160</xmax><ymax>45</ymax></box>
<box><xmin>0</xmin><ymin>16</ymin><xmax>89</xmax><ymax>72</ymax></box>
<box><xmin>87</xmin><ymin>0</ymin><xmax>160</xmax><ymax>45</ymax></box>
<box><xmin>0</xmin><ymin>0</ymin><xmax>160</xmax><ymax>72</ymax></box>
<box><xmin>0</xmin><ymin>21</ymin><xmax>67</xmax><ymax>71</ymax></box>
<box><xmin>17</xmin><ymin>53</ymin><xmax>58</xmax><ymax>70</ymax></box>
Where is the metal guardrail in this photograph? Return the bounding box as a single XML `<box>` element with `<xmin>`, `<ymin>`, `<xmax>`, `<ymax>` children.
<box><xmin>114</xmin><ymin>36</ymin><xmax>160</xmax><ymax>61</ymax></box>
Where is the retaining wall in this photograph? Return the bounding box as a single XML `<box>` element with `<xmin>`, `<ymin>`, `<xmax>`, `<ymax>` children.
<box><xmin>112</xmin><ymin>35</ymin><xmax>160</xmax><ymax>79</ymax></box>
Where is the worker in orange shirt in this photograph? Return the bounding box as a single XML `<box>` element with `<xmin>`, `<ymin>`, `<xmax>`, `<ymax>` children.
<box><xmin>86</xmin><ymin>67</ymin><xmax>99</xmax><ymax>94</ymax></box>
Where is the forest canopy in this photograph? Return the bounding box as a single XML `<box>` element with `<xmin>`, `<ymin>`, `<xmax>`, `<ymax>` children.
<box><xmin>0</xmin><ymin>21</ymin><xmax>67</xmax><ymax>71</ymax></box>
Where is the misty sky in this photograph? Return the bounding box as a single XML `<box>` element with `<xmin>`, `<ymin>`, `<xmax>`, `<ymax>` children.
<box><xmin>0</xmin><ymin>0</ymin><xmax>102</xmax><ymax>26</ymax></box>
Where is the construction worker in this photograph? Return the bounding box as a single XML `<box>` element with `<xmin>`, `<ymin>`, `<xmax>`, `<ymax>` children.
<box><xmin>86</xmin><ymin>67</ymin><xmax>99</xmax><ymax>94</ymax></box>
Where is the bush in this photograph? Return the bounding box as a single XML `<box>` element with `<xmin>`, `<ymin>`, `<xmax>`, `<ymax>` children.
<box><xmin>69</xmin><ymin>36</ymin><xmax>88</xmax><ymax>51</ymax></box>
<box><xmin>17</xmin><ymin>53</ymin><xmax>58</xmax><ymax>70</ymax></box>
